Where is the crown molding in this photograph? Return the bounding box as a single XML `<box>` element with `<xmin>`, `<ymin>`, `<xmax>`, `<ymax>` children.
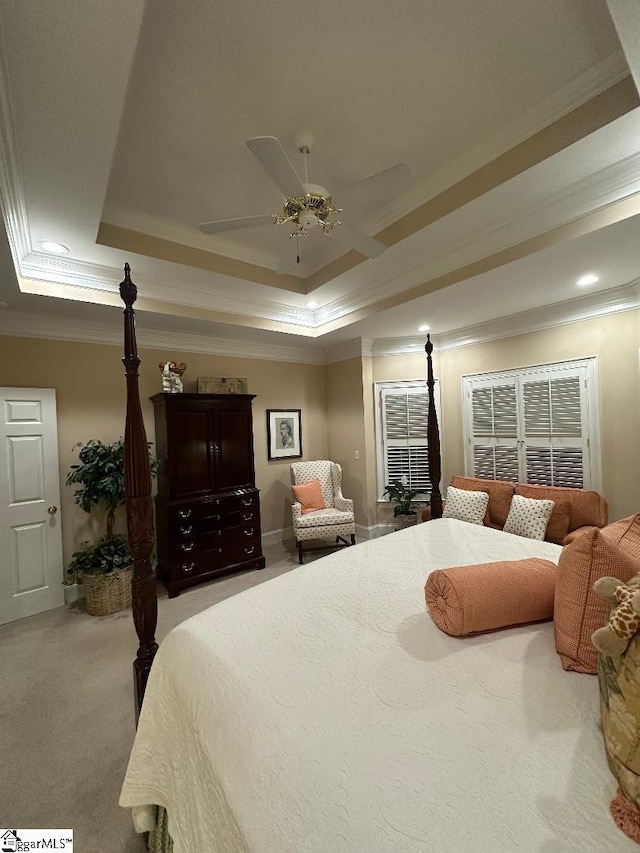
<box><xmin>19</xmin><ymin>251</ymin><xmax>316</xmax><ymax>328</ymax></box>
<box><xmin>371</xmin><ymin>337</ymin><xmax>430</xmax><ymax>357</ymax></box>
<box><xmin>16</xmin><ymin>142</ymin><xmax>640</xmax><ymax>340</ymax></box>
<box><xmin>437</xmin><ymin>278</ymin><xmax>640</xmax><ymax>351</ymax></box>
<box><xmin>359</xmin><ymin>52</ymin><xmax>631</xmax><ymax>237</ymax></box>
<box><xmin>0</xmin><ymin>309</ymin><xmax>325</xmax><ymax>364</ymax></box>
<box><xmin>0</xmin><ymin>17</ymin><xmax>31</xmax><ymax>268</ymax></box>
<box><xmin>322</xmin><ymin>337</ymin><xmax>373</xmax><ymax>364</ymax></box>
<box><xmin>371</xmin><ymin>279</ymin><xmax>640</xmax><ymax>356</ymax></box>
<box><xmin>2</xmin><ymin>279</ymin><xmax>639</xmax><ymax>365</ymax></box>
<box><xmin>315</xmin><ymin>148</ymin><xmax>640</xmax><ymax>328</ymax></box>
<box><xmin>101</xmin><ymin>207</ymin><xmax>286</xmax><ymax>273</ymax></box>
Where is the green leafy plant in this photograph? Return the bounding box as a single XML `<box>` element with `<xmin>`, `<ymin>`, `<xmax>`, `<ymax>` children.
<box><xmin>383</xmin><ymin>478</ymin><xmax>420</xmax><ymax>516</ymax></box>
<box><xmin>67</xmin><ymin>535</ymin><xmax>132</xmax><ymax>581</ymax></box>
<box><xmin>66</xmin><ymin>438</ymin><xmax>158</xmax><ymax>581</ymax></box>
<box><xmin>66</xmin><ymin>439</ymin><xmax>126</xmax><ymax>538</ymax></box>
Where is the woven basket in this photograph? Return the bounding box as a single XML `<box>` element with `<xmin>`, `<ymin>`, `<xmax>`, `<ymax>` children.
<box><xmin>395</xmin><ymin>513</ymin><xmax>418</xmax><ymax>531</ymax></box>
<box><xmin>82</xmin><ymin>566</ymin><xmax>133</xmax><ymax>617</ymax></box>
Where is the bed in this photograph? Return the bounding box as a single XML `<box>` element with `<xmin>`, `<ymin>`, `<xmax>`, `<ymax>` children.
<box><xmin>116</xmin><ymin>267</ymin><xmax>631</xmax><ymax>852</ymax></box>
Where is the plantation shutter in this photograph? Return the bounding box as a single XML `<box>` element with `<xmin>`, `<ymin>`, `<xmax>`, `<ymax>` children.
<box><xmin>464</xmin><ymin>361</ymin><xmax>595</xmax><ymax>489</ymax></box>
<box><xmin>468</xmin><ymin>378</ymin><xmax>519</xmax><ymax>482</ymax></box>
<box><xmin>522</xmin><ymin>368</ymin><xmax>587</xmax><ymax>488</ymax></box>
<box><xmin>381</xmin><ymin>385</ymin><xmax>429</xmax><ymax>496</ymax></box>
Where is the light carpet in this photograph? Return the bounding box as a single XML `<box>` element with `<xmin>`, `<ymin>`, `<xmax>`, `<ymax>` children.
<box><xmin>0</xmin><ymin>539</ymin><xmax>334</xmax><ymax>852</ymax></box>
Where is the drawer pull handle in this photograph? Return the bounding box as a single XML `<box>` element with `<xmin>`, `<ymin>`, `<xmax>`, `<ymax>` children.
<box><xmin>217</xmin><ymin>547</ymin><xmax>222</xmax><ymax>554</ymax></box>
<box><xmin>179</xmin><ymin>525</ymin><xmax>193</xmax><ymax>536</ymax></box>
<box><xmin>244</xmin><ymin>545</ymin><xmax>255</xmax><ymax>555</ymax></box>
<box><xmin>242</xmin><ymin>498</ymin><xmax>253</xmax><ymax>506</ymax></box>
<box><xmin>179</xmin><ymin>541</ymin><xmax>195</xmax><ymax>552</ymax></box>
<box><xmin>243</xmin><ymin>527</ymin><xmax>254</xmax><ymax>537</ymax></box>
<box><xmin>178</xmin><ymin>508</ymin><xmax>192</xmax><ymax>519</ymax></box>
<box><xmin>182</xmin><ymin>561</ymin><xmax>195</xmax><ymax>573</ymax></box>
<box><xmin>242</xmin><ymin>512</ymin><xmax>253</xmax><ymax>522</ymax></box>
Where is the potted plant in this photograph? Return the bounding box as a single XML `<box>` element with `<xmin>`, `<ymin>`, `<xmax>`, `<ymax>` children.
<box><xmin>383</xmin><ymin>476</ymin><xmax>421</xmax><ymax>530</ymax></box>
<box><xmin>66</xmin><ymin>438</ymin><xmax>157</xmax><ymax>616</ymax></box>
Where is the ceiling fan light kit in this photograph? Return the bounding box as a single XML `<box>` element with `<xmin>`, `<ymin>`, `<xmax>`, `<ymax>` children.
<box><xmin>198</xmin><ymin>132</ymin><xmax>415</xmax><ymax>273</ymax></box>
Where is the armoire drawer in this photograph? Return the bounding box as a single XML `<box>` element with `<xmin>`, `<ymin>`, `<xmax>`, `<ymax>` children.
<box><xmin>169</xmin><ymin>490</ymin><xmax>259</xmax><ymax>523</ymax></box>
<box><xmin>171</xmin><ymin>522</ymin><xmax>258</xmax><ymax>554</ymax></box>
<box><xmin>172</xmin><ymin>538</ymin><xmax>261</xmax><ymax>578</ymax></box>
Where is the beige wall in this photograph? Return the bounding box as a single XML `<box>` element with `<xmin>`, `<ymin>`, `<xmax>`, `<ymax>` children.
<box><xmin>438</xmin><ymin>310</ymin><xmax>640</xmax><ymax>523</ymax></box>
<box><xmin>325</xmin><ymin>357</ymin><xmax>370</xmax><ymax>524</ymax></box>
<box><xmin>2</xmin><ymin>307</ymin><xmax>638</xmax><ymax>572</ymax></box>
<box><xmin>0</xmin><ymin>335</ymin><xmax>327</xmax><ymax>568</ymax></box>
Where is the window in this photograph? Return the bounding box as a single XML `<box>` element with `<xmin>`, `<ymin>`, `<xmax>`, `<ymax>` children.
<box><xmin>462</xmin><ymin>359</ymin><xmax>601</xmax><ymax>490</ymax></box>
<box><xmin>375</xmin><ymin>380</ymin><xmax>439</xmax><ymax>499</ymax></box>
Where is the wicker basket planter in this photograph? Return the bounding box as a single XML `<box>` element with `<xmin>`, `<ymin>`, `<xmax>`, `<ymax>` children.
<box><xmin>82</xmin><ymin>566</ymin><xmax>133</xmax><ymax>616</ymax></box>
<box><xmin>395</xmin><ymin>512</ymin><xmax>418</xmax><ymax>531</ymax></box>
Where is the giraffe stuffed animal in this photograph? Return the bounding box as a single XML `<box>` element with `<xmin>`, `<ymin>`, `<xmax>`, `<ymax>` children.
<box><xmin>592</xmin><ymin>573</ymin><xmax>640</xmax><ymax>657</ymax></box>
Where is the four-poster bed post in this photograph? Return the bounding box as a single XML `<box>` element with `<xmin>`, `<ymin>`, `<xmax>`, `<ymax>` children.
<box><xmin>120</xmin><ymin>263</ymin><xmax>158</xmax><ymax>719</ymax></box>
<box><xmin>425</xmin><ymin>333</ymin><xmax>443</xmax><ymax>519</ymax></box>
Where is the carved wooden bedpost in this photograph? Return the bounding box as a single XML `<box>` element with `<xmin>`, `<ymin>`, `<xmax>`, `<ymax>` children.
<box><xmin>425</xmin><ymin>334</ymin><xmax>443</xmax><ymax>519</ymax></box>
<box><xmin>120</xmin><ymin>263</ymin><xmax>158</xmax><ymax>720</ymax></box>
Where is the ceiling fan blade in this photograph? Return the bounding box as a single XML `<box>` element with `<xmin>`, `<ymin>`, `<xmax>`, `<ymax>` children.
<box><xmin>339</xmin><ymin>163</ymin><xmax>415</xmax><ymax>209</ymax></box>
<box><xmin>198</xmin><ymin>214</ymin><xmax>274</xmax><ymax>235</ymax></box>
<box><xmin>331</xmin><ymin>224</ymin><xmax>386</xmax><ymax>259</ymax></box>
<box><xmin>277</xmin><ymin>232</ymin><xmax>305</xmax><ymax>275</ymax></box>
<box><xmin>247</xmin><ymin>136</ymin><xmax>306</xmax><ymax>199</ymax></box>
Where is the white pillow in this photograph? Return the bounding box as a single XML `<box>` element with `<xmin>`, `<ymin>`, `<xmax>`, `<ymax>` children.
<box><xmin>442</xmin><ymin>485</ymin><xmax>489</xmax><ymax>525</ymax></box>
<box><xmin>503</xmin><ymin>494</ymin><xmax>554</xmax><ymax>540</ymax></box>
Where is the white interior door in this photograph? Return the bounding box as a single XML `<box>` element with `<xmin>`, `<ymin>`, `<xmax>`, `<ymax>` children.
<box><xmin>0</xmin><ymin>388</ymin><xmax>65</xmax><ymax>624</ymax></box>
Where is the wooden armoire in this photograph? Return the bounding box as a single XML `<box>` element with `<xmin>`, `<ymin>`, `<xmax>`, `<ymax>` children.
<box><xmin>151</xmin><ymin>393</ymin><xmax>265</xmax><ymax>597</ymax></box>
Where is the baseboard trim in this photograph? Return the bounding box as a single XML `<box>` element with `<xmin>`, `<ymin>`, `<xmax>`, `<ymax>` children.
<box><xmin>356</xmin><ymin>522</ymin><xmax>395</xmax><ymax>539</ymax></box>
<box><xmin>64</xmin><ymin>583</ymin><xmax>84</xmax><ymax>605</ymax></box>
<box><xmin>262</xmin><ymin>522</ymin><xmax>395</xmax><ymax>545</ymax></box>
<box><xmin>262</xmin><ymin>525</ymin><xmax>294</xmax><ymax>547</ymax></box>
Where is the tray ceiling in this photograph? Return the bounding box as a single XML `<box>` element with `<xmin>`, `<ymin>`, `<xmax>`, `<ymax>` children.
<box><xmin>0</xmin><ymin>0</ymin><xmax>639</xmax><ymax>356</ymax></box>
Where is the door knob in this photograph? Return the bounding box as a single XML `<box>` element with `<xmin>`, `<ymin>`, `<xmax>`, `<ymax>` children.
<box><xmin>47</xmin><ymin>505</ymin><xmax>58</xmax><ymax>515</ymax></box>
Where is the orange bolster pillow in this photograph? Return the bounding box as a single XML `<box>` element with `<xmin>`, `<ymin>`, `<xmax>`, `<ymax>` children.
<box><xmin>425</xmin><ymin>558</ymin><xmax>557</xmax><ymax>637</ymax></box>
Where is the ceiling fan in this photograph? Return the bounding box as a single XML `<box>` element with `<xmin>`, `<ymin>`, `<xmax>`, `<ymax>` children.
<box><xmin>198</xmin><ymin>132</ymin><xmax>415</xmax><ymax>274</ymax></box>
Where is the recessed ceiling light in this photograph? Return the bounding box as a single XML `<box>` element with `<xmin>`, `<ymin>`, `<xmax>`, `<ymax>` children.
<box><xmin>576</xmin><ymin>273</ymin><xmax>599</xmax><ymax>287</ymax></box>
<box><xmin>418</xmin><ymin>324</ymin><xmax>430</xmax><ymax>332</ymax></box>
<box><xmin>306</xmin><ymin>301</ymin><xmax>318</xmax><ymax>309</ymax></box>
<box><xmin>40</xmin><ymin>241</ymin><xmax>69</xmax><ymax>255</ymax></box>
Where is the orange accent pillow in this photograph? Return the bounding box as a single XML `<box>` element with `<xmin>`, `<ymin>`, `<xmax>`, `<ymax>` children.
<box><xmin>292</xmin><ymin>479</ymin><xmax>325</xmax><ymax>514</ymax></box>
<box><xmin>425</xmin><ymin>558</ymin><xmax>557</xmax><ymax>637</ymax></box>
<box><xmin>601</xmin><ymin>513</ymin><xmax>640</xmax><ymax>558</ymax></box>
<box><xmin>554</xmin><ymin>526</ymin><xmax>640</xmax><ymax>674</ymax></box>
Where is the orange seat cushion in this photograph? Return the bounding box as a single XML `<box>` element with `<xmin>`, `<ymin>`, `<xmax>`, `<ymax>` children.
<box><xmin>554</xmin><ymin>524</ymin><xmax>640</xmax><ymax>674</ymax></box>
<box><xmin>450</xmin><ymin>476</ymin><xmax>515</xmax><ymax>528</ymax></box>
<box><xmin>292</xmin><ymin>479</ymin><xmax>326</xmax><ymax>514</ymax></box>
<box><xmin>515</xmin><ymin>483</ymin><xmax>607</xmax><ymax>534</ymax></box>
<box><xmin>425</xmin><ymin>558</ymin><xmax>557</xmax><ymax>637</ymax></box>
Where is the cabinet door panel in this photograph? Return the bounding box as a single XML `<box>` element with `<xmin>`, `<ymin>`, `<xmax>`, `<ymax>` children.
<box><xmin>215</xmin><ymin>409</ymin><xmax>254</xmax><ymax>490</ymax></box>
<box><xmin>168</xmin><ymin>409</ymin><xmax>212</xmax><ymax>496</ymax></box>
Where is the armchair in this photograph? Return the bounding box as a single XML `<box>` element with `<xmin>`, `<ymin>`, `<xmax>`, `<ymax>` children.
<box><xmin>291</xmin><ymin>460</ymin><xmax>356</xmax><ymax>564</ymax></box>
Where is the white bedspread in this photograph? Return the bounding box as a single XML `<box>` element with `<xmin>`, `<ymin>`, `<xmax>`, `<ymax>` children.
<box><xmin>120</xmin><ymin>518</ymin><xmax>632</xmax><ymax>852</ymax></box>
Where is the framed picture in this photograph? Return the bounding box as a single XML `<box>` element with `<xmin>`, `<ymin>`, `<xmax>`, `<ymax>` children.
<box><xmin>197</xmin><ymin>376</ymin><xmax>248</xmax><ymax>394</ymax></box>
<box><xmin>266</xmin><ymin>409</ymin><xmax>302</xmax><ymax>460</ymax></box>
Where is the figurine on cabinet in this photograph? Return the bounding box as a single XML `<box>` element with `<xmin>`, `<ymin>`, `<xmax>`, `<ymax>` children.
<box><xmin>159</xmin><ymin>361</ymin><xmax>187</xmax><ymax>393</ymax></box>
